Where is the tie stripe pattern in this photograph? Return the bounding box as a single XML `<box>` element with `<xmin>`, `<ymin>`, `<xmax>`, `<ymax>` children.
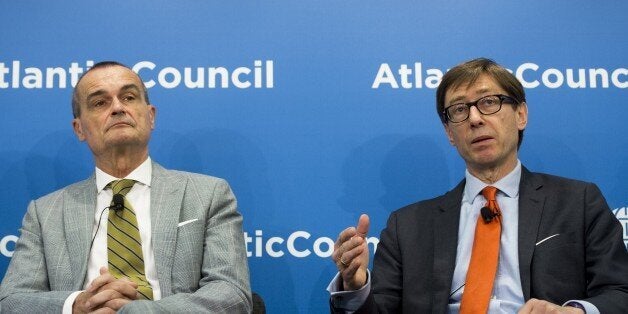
<box><xmin>460</xmin><ymin>186</ymin><xmax>502</xmax><ymax>313</ymax></box>
<box><xmin>106</xmin><ymin>179</ymin><xmax>153</xmax><ymax>300</ymax></box>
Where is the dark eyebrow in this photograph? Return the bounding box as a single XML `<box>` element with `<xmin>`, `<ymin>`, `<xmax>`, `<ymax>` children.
<box><xmin>119</xmin><ymin>84</ymin><xmax>142</xmax><ymax>95</ymax></box>
<box><xmin>85</xmin><ymin>84</ymin><xmax>142</xmax><ymax>104</ymax></box>
<box><xmin>447</xmin><ymin>96</ymin><xmax>466</xmax><ymax>106</ymax></box>
<box><xmin>85</xmin><ymin>89</ymin><xmax>108</xmax><ymax>104</ymax></box>
<box><xmin>447</xmin><ymin>88</ymin><xmax>492</xmax><ymax>107</ymax></box>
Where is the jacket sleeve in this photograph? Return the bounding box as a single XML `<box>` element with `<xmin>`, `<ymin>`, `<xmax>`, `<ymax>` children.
<box><xmin>0</xmin><ymin>200</ymin><xmax>74</xmax><ymax>313</ymax></box>
<box><xmin>580</xmin><ymin>183</ymin><xmax>628</xmax><ymax>313</ymax></box>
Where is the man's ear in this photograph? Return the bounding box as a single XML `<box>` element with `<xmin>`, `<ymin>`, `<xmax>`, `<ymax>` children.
<box><xmin>516</xmin><ymin>102</ymin><xmax>528</xmax><ymax>131</ymax></box>
<box><xmin>72</xmin><ymin>118</ymin><xmax>86</xmax><ymax>141</ymax></box>
<box><xmin>148</xmin><ymin>104</ymin><xmax>156</xmax><ymax>129</ymax></box>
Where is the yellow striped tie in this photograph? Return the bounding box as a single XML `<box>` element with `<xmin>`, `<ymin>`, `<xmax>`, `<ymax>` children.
<box><xmin>106</xmin><ymin>179</ymin><xmax>153</xmax><ymax>300</ymax></box>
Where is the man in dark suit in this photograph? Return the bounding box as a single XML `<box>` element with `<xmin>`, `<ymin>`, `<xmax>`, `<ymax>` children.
<box><xmin>0</xmin><ymin>61</ymin><xmax>252</xmax><ymax>313</ymax></box>
<box><xmin>329</xmin><ymin>58</ymin><xmax>628</xmax><ymax>313</ymax></box>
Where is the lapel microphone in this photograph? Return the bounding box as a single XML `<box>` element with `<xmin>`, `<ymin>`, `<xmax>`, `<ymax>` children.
<box><xmin>480</xmin><ymin>206</ymin><xmax>499</xmax><ymax>223</ymax></box>
<box><xmin>111</xmin><ymin>194</ymin><xmax>125</xmax><ymax>211</ymax></box>
<box><xmin>89</xmin><ymin>194</ymin><xmax>126</xmax><ymax>251</ymax></box>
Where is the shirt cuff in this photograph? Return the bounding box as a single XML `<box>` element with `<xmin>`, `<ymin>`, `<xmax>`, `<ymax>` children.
<box><xmin>563</xmin><ymin>300</ymin><xmax>600</xmax><ymax>314</ymax></box>
<box><xmin>327</xmin><ymin>270</ymin><xmax>371</xmax><ymax>312</ymax></box>
<box><xmin>63</xmin><ymin>290</ymin><xmax>83</xmax><ymax>314</ymax></box>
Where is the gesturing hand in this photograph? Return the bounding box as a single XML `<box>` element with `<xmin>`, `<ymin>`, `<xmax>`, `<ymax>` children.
<box><xmin>332</xmin><ymin>214</ymin><xmax>370</xmax><ymax>291</ymax></box>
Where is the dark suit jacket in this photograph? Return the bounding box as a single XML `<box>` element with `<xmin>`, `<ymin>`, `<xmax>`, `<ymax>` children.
<box><xmin>333</xmin><ymin>167</ymin><xmax>628</xmax><ymax>313</ymax></box>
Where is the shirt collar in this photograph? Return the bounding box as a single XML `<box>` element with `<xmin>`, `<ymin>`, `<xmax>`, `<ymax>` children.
<box><xmin>95</xmin><ymin>157</ymin><xmax>153</xmax><ymax>192</ymax></box>
<box><xmin>463</xmin><ymin>160</ymin><xmax>522</xmax><ymax>202</ymax></box>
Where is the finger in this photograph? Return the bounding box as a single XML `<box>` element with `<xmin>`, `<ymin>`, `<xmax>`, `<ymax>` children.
<box><xmin>341</xmin><ymin>257</ymin><xmax>363</xmax><ymax>279</ymax></box>
<box><xmin>340</xmin><ymin>236</ymin><xmax>366</xmax><ymax>265</ymax></box>
<box><xmin>74</xmin><ymin>290</ymin><xmax>95</xmax><ymax>313</ymax></box>
<box><xmin>87</xmin><ymin>272</ymin><xmax>116</xmax><ymax>293</ymax></box>
<box><xmin>355</xmin><ymin>214</ymin><xmax>370</xmax><ymax>238</ymax></box>
<box><xmin>117</xmin><ymin>276</ymin><xmax>139</xmax><ymax>289</ymax></box>
<box><xmin>102</xmin><ymin>298</ymin><xmax>134</xmax><ymax>311</ymax></box>
<box><xmin>89</xmin><ymin>307</ymin><xmax>116</xmax><ymax>314</ymax></box>
<box><xmin>99</xmin><ymin>266</ymin><xmax>109</xmax><ymax>275</ymax></box>
<box><xmin>333</xmin><ymin>231</ymin><xmax>365</xmax><ymax>264</ymax></box>
<box><xmin>528</xmin><ymin>298</ymin><xmax>562</xmax><ymax>314</ymax></box>
<box><xmin>87</xmin><ymin>289</ymin><xmax>122</xmax><ymax>310</ymax></box>
<box><xmin>98</xmin><ymin>280</ymin><xmax>139</xmax><ymax>299</ymax></box>
<box><xmin>517</xmin><ymin>298</ymin><xmax>539</xmax><ymax>314</ymax></box>
<box><xmin>87</xmin><ymin>286</ymin><xmax>140</xmax><ymax>310</ymax></box>
<box><xmin>335</xmin><ymin>227</ymin><xmax>357</xmax><ymax>249</ymax></box>
<box><xmin>332</xmin><ymin>226</ymin><xmax>358</xmax><ymax>263</ymax></box>
<box><xmin>335</xmin><ymin>237</ymin><xmax>366</xmax><ymax>271</ymax></box>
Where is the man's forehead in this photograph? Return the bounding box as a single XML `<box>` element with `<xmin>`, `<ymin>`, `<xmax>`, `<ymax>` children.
<box><xmin>445</xmin><ymin>74</ymin><xmax>503</xmax><ymax>103</ymax></box>
<box><xmin>78</xmin><ymin>66</ymin><xmax>142</xmax><ymax>95</ymax></box>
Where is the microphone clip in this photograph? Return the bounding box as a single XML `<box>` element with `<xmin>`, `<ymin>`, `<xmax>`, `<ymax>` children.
<box><xmin>480</xmin><ymin>206</ymin><xmax>500</xmax><ymax>224</ymax></box>
<box><xmin>111</xmin><ymin>194</ymin><xmax>125</xmax><ymax>211</ymax></box>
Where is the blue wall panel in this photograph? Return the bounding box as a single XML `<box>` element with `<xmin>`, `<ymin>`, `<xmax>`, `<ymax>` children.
<box><xmin>1</xmin><ymin>2</ymin><xmax>626</xmax><ymax>313</ymax></box>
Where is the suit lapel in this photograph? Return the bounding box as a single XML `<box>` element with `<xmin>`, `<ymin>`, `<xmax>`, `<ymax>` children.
<box><xmin>63</xmin><ymin>176</ymin><xmax>97</xmax><ymax>289</ymax></box>
<box><xmin>150</xmin><ymin>162</ymin><xmax>185</xmax><ymax>296</ymax></box>
<box><xmin>432</xmin><ymin>180</ymin><xmax>465</xmax><ymax>312</ymax></box>
<box><xmin>517</xmin><ymin>167</ymin><xmax>545</xmax><ymax>300</ymax></box>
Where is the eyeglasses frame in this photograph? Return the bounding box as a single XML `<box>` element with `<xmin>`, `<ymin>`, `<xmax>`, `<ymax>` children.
<box><xmin>442</xmin><ymin>94</ymin><xmax>518</xmax><ymax>123</ymax></box>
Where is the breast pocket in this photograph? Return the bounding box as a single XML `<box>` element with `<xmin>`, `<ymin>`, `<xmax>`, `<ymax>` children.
<box><xmin>532</xmin><ymin>231</ymin><xmax>585</xmax><ymax>288</ymax></box>
<box><xmin>535</xmin><ymin>232</ymin><xmax>576</xmax><ymax>250</ymax></box>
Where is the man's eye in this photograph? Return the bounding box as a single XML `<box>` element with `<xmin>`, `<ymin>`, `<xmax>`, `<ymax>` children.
<box><xmin>92</xmin><ymin>100</ymin><xmax>105</xmax><ymax>107</ymax></box>
<box><xmin>123</xmin><ymin>95</ymin><xmax>136</xmax><ymax>101</ymax></box>
<box><xmin>453</xmin><ymin>105</ymin><xmax>466</xmax><ymax>113</ymax></box>
<box><xmin>483</xmin><ymin>98</ymin><xmax>498</xmax><ymax>105</ymax></box>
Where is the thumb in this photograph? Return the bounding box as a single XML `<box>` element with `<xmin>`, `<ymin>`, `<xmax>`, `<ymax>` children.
<box><xmin>356</xmin><ymin>214</ymin><xmax>370</xmax><ymax>238</ymax></box>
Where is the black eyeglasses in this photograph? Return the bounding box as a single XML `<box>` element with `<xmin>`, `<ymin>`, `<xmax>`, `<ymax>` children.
<box><xmin>443</xmin><ymin>94</ymin><xmax>518</xmax><ymax>123</ymax></box>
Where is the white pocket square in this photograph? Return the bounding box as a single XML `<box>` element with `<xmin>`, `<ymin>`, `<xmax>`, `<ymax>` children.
<box><xmin>177</xmin><ymin>219</ymin><xmax>198</xmax><ymax>227</ymax></box>
<box><xmin>536</xmin><ymin>233</ymin><xmax>560</xmax><ymax>246</ymax></box>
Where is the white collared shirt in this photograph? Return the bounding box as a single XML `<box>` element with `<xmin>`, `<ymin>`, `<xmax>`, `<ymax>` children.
<box><xmin>63</xmin><ymin>157</ymin><xmax>161</xmax><ymax>313</ymax></box>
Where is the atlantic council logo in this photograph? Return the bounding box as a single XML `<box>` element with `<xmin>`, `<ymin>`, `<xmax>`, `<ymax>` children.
<box><xmin>0</xmin><ymin>60</ymin><xmax>275</xmax><ymax>89</ymax></box>
<box><xmin>371</xmin><ymin>62</ymin><xmax>628</xmax><ymax>89</ymax></box>
<box><xmin>614</xmin><ymin>207</ymin><xmax>628</xmax><ymax>250</ymax></box>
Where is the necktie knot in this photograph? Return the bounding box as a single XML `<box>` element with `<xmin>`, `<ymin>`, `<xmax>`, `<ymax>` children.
<box><xmin>482</xmin><ymin>186</ymin><xmax>498</xmax><ymax>203</ymax></box>
<box><xmin>107</xmin><ymin>179</ymin><xmax>136</xmax><ymax>196</ymax></box>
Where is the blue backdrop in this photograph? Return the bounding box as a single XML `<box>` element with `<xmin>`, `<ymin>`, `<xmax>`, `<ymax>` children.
<box><xmin>1</xmin><ymin>2</ymin><xmax>626</xmax><ymax>313</ymax></box>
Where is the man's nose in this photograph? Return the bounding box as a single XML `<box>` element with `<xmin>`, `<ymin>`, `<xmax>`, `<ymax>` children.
<box><xmin>467</xmin><ymin>106</ymin><xmax>484</xmax><ymax>126</ymax></box>
<box><xmin>111</xmin><ymin>97</ymin><xmax>126</xmax><ymax>115</ymax></box>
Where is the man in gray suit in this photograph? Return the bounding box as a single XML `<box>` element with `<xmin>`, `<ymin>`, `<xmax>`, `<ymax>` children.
<box><xmin>329</xmin><ymin>58</ymin><xmax>628</xmax><ymax>313</ymax></box>
<box><xmin>0</xmin><ymin>61</ymin><xmax>252</xmax><ymax>313</ymax></box>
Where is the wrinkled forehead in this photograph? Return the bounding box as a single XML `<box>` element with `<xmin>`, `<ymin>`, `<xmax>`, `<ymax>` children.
<box><xmin>76</xmin><ymin>65</ymin><xmax>143</xmax><ymax>98</ymax></box>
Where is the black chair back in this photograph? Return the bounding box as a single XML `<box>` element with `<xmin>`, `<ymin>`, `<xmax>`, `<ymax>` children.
<box><xmin>252</xmin><ymin>292</ymin><xmax>266</xmax><ymax>314</ymax></box>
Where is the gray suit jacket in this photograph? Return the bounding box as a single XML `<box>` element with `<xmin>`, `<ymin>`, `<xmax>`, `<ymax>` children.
<box><xmin>0</xmin><ymin>162</ymin><xmax>252</xmax><ymax>313</ymax></box>
<box><xmin>335</xmin><ymin>167</ymin><xmax>628</xmax><ymax>313</ymax></box>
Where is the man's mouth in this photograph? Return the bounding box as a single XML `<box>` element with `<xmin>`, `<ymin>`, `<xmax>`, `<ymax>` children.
<box><xmin>107</xmin><ymin>122</ymin><xmax>132</xmax><ymax>130</ymax></box>
<box><xmin>471</xmin><ymin>136</ymin><xmax>493</xmax><ymax>144</ymax></box>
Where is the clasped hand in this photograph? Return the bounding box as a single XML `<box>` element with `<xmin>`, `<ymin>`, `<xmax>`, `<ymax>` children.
<box><xmin>73</xmin><ymin>267</ymin><xmax>139</xmax><ymax>314</ymax></box>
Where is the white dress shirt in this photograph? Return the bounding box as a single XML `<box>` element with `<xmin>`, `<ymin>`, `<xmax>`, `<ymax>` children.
<box><xmin>63</xmin><ymin>157</ymin><xmax>161</xmax><ymax>312</ymax></box>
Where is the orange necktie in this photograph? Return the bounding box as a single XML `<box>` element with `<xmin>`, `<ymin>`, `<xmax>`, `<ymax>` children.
<box><xmin>460</xmin><ymin>186</ymin><xmax>502</xmax><ymax>313</ymax></box>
